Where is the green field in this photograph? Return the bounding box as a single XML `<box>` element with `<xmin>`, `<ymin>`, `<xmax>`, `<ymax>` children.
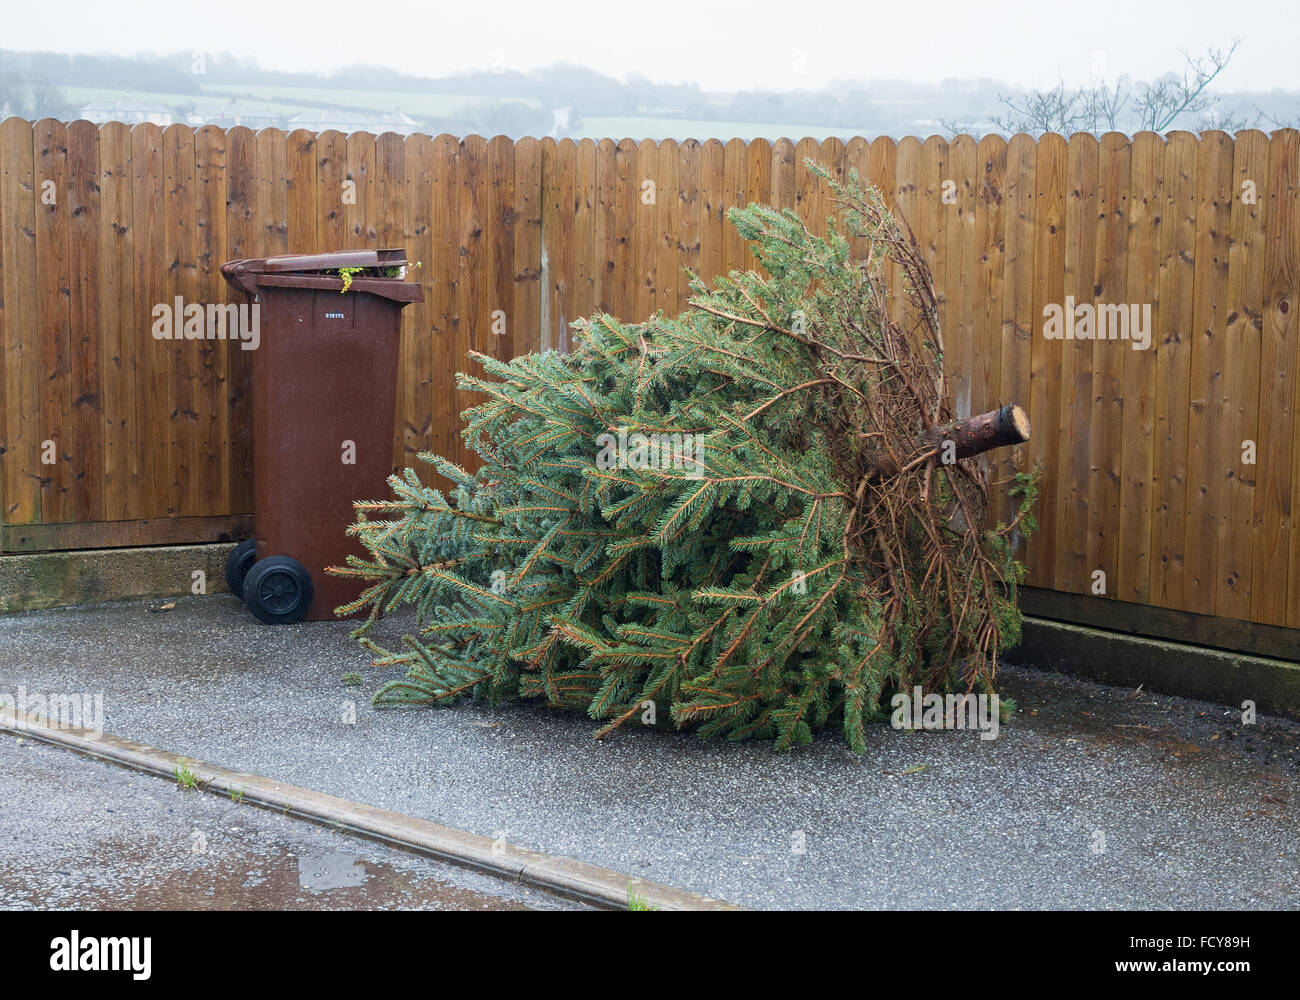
<box><xmin>61</xmin><ymin>85</ymin><xmax>867</xmax><ymax>141</ymax></box>
<box><xmin>63</xmin><ymin>84</ymin><xmax>539</xmax><ymax>125</ymax></box>
<box><xmin>63</xmin><ymin>86</ymin><xmax>302</xmax><ymax>118</ymax></box>
<box><xmin>200</xmin><ymin>83</ymin><xmax>539</xmax><ymax>117</ymax></box>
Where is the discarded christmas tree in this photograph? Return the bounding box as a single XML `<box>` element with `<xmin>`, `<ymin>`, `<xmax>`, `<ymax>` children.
<box><xmin>331</xmin><ymin>162</ymin><xmax>1037</xmax><ymax>753</ymax></box>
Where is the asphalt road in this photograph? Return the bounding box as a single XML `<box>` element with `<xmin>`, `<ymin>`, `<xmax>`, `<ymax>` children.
<box><xmin>0</xmin><ymin>734</ymin><xmax>582</xmax><ymax>910</ymax></box>
<box><xmin>1</xmin><ymin>595</ymin><xmax>1297</xmax><ymax>909</ymax></box>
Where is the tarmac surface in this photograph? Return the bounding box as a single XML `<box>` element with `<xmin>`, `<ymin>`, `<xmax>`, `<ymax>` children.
<box><xmin>0</xmin><ymin>735</ymin><xmax>582</xmax><ymax>910</ymax></box>
<box><xmin>1</xmin><ymin>594</ymin><xmax>1297</xmax><ymax>909</ymax></box>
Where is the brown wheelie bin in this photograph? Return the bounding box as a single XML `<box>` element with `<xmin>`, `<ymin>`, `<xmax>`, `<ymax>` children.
<box><xmin>220</xmin><ymin>249</ymin><xmax>423</xmax><ymax>623</ymax></box>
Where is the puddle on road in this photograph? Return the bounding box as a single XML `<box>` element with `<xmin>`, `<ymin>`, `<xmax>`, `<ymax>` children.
<box><xmin>0</xmin><ymin>839</ymin><xmax>537</xmax><ymax>910</ymax></box>
<box><xmin>997</xmin><ymin>670</ymin><xmax>1298</xmax><ymax>817</ymax></box>
<box><xmin>298</xmin><ymin>852</ymin><xmax>369</xmax><ymax>891</ymax></box>
<box><xmin>1028</xmin><ymin>705</ymin><xmax>1207</xmax><ymax>758</ymax></box>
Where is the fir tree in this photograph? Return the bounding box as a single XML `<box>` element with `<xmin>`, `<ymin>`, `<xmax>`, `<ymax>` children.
<box><xmin>331</xmin><ymin>162</ymin><xmax>1037</xmax><ymax>753</ymax></box>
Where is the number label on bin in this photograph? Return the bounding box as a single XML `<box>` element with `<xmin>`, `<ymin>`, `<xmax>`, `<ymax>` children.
<box><xmin>324</xmin><ymin>311</ymin><xmax>346</xmax><ymax>319</ymax></box>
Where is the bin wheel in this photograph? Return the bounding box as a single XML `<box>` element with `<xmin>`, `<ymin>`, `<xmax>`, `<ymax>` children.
<box><xmin>242</xmin><ymin>555</ymin><xmax>314</xmax><ymax>624</ymax></box>
<box><xmin>224</xmin><ymin>539</ymin><xmax>258</xmax><ymax>600</ymax></box>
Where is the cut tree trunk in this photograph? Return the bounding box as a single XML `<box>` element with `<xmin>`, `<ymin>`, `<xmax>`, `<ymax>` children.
<box><xmin>864</xmin><ymin>402</ymin><xmax>1030</xmax><ymax>478</ymax></box>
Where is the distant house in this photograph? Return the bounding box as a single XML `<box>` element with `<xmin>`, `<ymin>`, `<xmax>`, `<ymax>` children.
<box><xmin>549</xmin><ymin>107</ymin><xmax>573</xmax><ymax>138</ymax></box>
<box><xmin>285</xmin><ymin>108</ymin><xmax>422</xmax><ymax>136</ymax></box>
<box><xmin>206</xmin><ymin>100</ymin><xmax>284</xmax><ymax>131</ymax></box>
<box><xmin>78</xmin><ymin>94</ymin><xmax>173</xmax><ymax>126</ymax></box>
<box><xmin>375</xmin><ymin>110</ymin><xmax>422</xmax><ymax>136</ymax></box>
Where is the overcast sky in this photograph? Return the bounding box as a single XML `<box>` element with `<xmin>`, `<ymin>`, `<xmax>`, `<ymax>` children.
<box><xmin>7</xmin><ymin>0</ymin><xmax>1299</xmax><ymax>93</ymax></box>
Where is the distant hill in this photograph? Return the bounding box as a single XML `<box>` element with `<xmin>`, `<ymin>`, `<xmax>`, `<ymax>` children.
<box><xmin>2</xmin><ymin>49</ymin><xmax>1295</xmax><ymax>140</ymax></box>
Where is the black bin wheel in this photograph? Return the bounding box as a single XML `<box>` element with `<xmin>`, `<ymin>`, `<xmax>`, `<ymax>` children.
<box><xmin>224</xmin><ymin>539</ymin><xmax>258</xmax><ymax>601</ymax></box>
<box><xmin>242</xmin><ymin>555</ymin><xmax>314</xmax><ymax>625</ymax></box>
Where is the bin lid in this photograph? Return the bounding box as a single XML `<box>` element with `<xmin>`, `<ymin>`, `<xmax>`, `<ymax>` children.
<box><xmin>221</xmin><ymin>249</ymin><xmax>422</xmax><ymax>303</ymax></box>
<box><xmin>258</xmin><ymin>249</ymin><xmax>408</xmax><ymax>273</ymax></box>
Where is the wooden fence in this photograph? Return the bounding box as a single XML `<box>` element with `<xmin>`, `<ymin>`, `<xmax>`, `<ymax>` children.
<box><xmin>1</xmin><ymin>119</ymin><xmax>1298</xmax><ymax>636</ymax></box>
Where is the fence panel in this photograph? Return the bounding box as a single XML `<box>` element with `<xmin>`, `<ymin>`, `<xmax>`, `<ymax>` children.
<box><xmin>2</xmin><ymin>119</ymin><xmax>1299</xmax><ymax>635</ymax></box>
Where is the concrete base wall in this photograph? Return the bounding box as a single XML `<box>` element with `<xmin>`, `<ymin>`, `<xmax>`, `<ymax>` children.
<box><xmin>1009</xmin><ymin>617</ymin><xmax>1300</xmax><ymax>720</ymax></box>
<box><xmin>0</xmin><ymin>543</ymin><xmax>236</xmax><ymax>613</ymax></box>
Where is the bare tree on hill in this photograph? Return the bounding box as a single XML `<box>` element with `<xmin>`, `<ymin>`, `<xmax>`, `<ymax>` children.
<box><xmin>980</xmin><ymin>42</ymin><xmax>1255</xmax><ymax>137</ymax></box>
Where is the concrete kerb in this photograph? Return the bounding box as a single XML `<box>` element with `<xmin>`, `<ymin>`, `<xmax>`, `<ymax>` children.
<box><xmin>0</xmin><ymin>705</ymin><xmax>739</xmax><ymax>912</ymax></box>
